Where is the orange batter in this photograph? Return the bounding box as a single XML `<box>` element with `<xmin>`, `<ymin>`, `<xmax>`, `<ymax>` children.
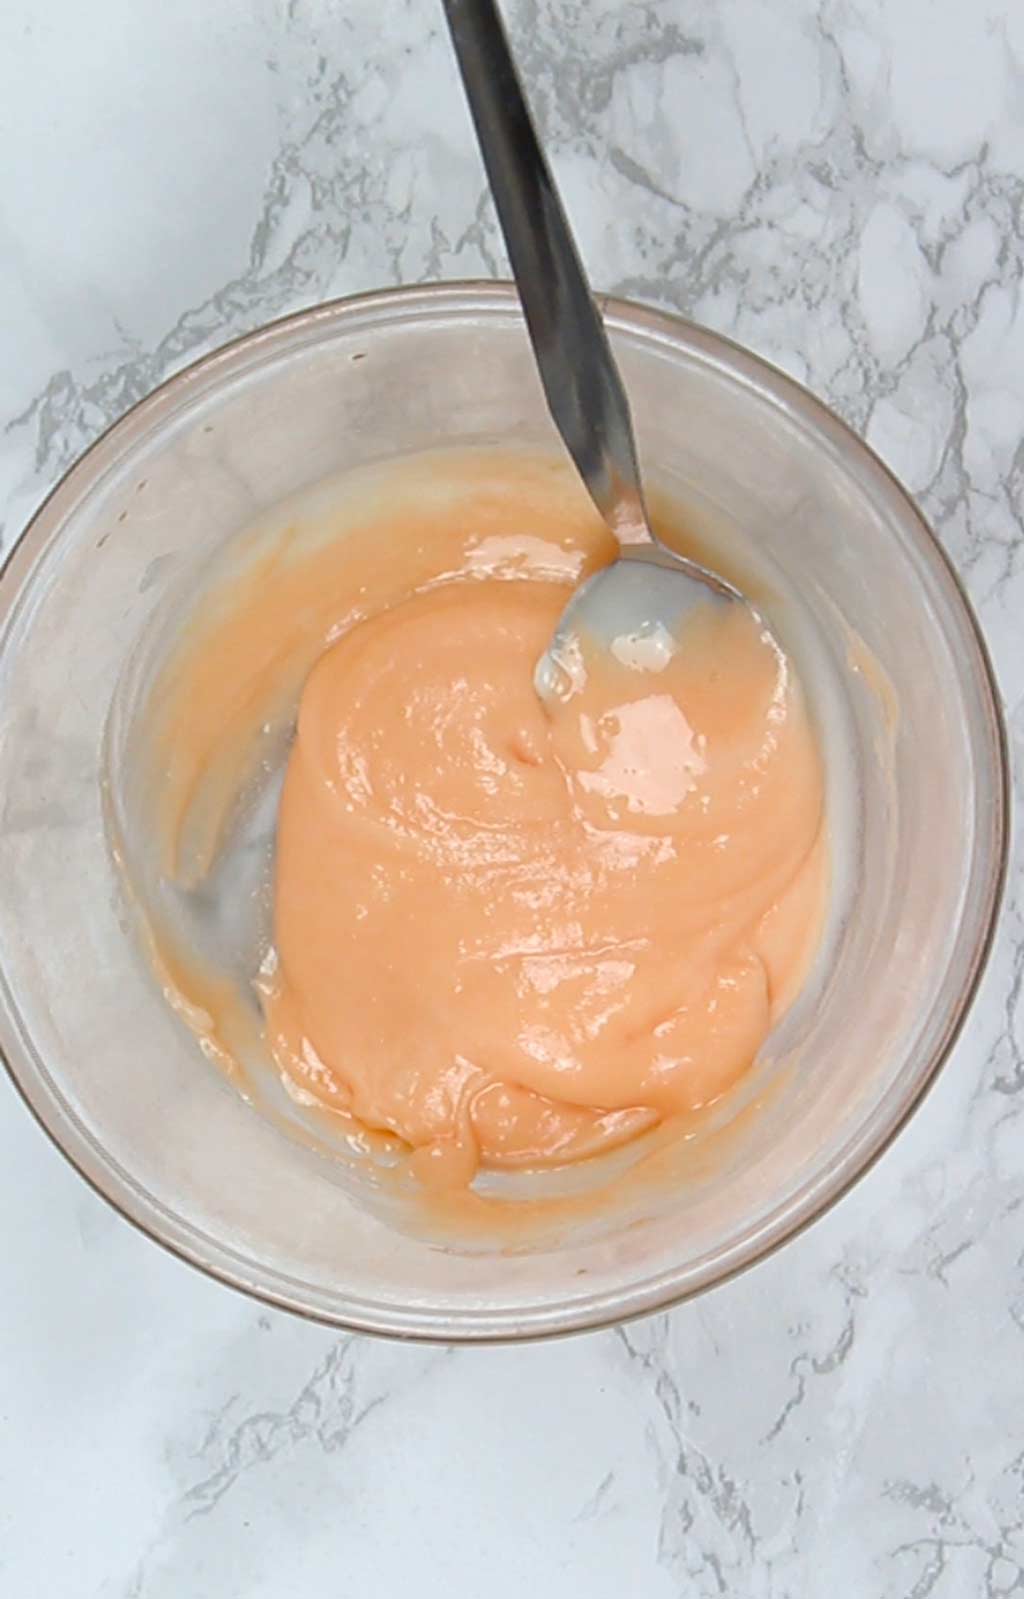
<box><xmin>144</xmin><ymin>453</ymin><xmax>826</xmax><ymax>1194</ymax></box>
<box><xmin>260</xmin><ymin>525</ymin><xmax>826</xmax><ymax>1189</ymax></box>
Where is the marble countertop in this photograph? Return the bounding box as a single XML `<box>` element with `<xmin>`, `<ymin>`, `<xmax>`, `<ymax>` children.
<box><xmin>1</xmin><ymin>1</ymin><xmax>1022</xmax><ymax>1593</ymax></box>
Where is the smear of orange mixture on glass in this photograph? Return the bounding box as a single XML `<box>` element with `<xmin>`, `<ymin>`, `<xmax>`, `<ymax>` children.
<box><xmin>151</xmin><ymin>455</ymin><xmax>827</xmax><ymax>1192</ymax></box>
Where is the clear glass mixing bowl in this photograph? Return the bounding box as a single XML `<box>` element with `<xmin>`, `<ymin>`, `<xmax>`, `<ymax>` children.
<box><xmin>0</xmin><ymin>284</ymin><xmax>1007</xmax><ymax>1339</ymax></box>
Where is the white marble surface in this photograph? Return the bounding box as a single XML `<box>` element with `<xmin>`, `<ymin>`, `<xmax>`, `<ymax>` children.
<box><xmin>1</xmin><ymin>0</ymin><xmax>1022</xmax><ymax>1592</ymax></box>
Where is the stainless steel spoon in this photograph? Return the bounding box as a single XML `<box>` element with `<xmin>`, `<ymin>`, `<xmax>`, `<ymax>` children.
<box><xmin>441</xmin><ymin>0</ymin><xmax>740</xmax><ymax>701</ymax></box>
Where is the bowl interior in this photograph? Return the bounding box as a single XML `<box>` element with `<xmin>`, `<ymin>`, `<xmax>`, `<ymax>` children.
<box><xmin>0</xmin><ymin>286</ymin><xmax>1006</xmax><ymax>1337</ymax></box>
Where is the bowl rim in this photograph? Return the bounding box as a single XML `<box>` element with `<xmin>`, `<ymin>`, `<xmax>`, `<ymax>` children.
<box><xmin>0</xmin><ymin>280</ymin><xmax>1010</xmax><ymax>1342</ymax></box>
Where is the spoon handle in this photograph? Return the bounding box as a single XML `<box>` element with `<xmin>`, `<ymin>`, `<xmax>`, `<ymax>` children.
<box><xmin>441</xmin><ymin>0</ymin><xmax>649</xmax><ymax>545</ymax></box>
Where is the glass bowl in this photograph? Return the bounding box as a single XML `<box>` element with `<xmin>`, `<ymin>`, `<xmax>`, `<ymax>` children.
<box><xmin>0</xmin><ymin>284</ymin><xmax>1007</xmax><ymax>1340</ymax></box>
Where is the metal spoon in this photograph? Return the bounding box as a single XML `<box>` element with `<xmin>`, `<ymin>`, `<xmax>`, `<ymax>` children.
<box><xmin>441</xmin><ymin>0</ymin><xmax>740</xmax><ymax>701</ymax></box>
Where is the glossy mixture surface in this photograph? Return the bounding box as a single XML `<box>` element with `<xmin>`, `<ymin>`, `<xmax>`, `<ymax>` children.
<box><xmin>251</xmin><ymin>463</ymin><xmax>827</xmax><ymax>1189</ymax></box>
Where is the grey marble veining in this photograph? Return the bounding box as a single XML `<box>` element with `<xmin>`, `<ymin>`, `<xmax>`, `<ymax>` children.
<box><xmin>1</xmin><ymin>1</ymin><xmax>1022</xmax><ymax>1594</ymax></box>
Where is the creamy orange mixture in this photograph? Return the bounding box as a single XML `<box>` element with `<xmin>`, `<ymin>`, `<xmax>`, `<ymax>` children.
<box><xmin>146</xmin><ymin>455</ymin><xmax>826</xmax><ymax>1193</ymax></box>
<box><xmin>255</xmin><ymin>480</ymin><xmax>826</xmax><ymax>1190</ymax></box>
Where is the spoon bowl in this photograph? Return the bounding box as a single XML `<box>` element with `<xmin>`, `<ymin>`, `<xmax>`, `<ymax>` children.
<box><xmin>534</xmin><ymin>544</ymin><xmax>739</xmax><ymax>702</ymax></box>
